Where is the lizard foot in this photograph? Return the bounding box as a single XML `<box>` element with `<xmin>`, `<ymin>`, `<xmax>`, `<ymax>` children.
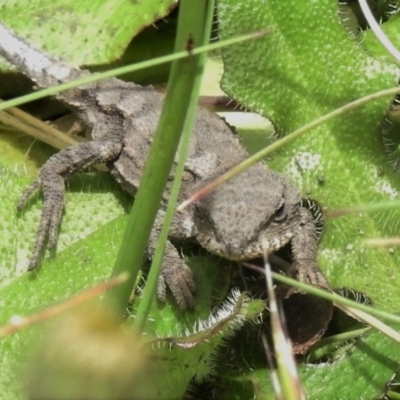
<box><xmin>157</xmin><ymin>253</ymin><xmax>196</xmax><ymax>311</ymax></box>
<box><xmin>17</xmin><ymin>141</ymin><xmax>123</xmax><ymax>271</ymax></box>
<box><xmin>287</xmin><ymin>259</ymin><xmax>330</xmax><ymax>290</ymax></box>
<box><xmin>18</xmin><ymin>171</ymin><xmax>65</xmax><ymax>271</ymax></box>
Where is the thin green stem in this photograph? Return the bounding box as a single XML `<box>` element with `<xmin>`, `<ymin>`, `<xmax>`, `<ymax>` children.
<box><xmin>178</xmin><ymin>85</ymin><xmax>400</xmax><ymax>210</ymax></box>
<box><xmin>272</xmin><ymin>272</ymin><xmax>400</xmax><ymax>325</ymax></box>
<box><xmin>133</xmin><ymin>0</ymin><xmax>215</xmax><ymax>331</ymax></box>
<box><xmin>265</xmin><ymin>262</ymin><xmax>304</xmax><ymax>399</ymax></box>
<box><xmin>105</xmin><ymin>0</ymin><xmax>214</xmax><ymax>316</ymax></box>
<box><xmin>386</xmin><ymin>390</ymin><xmax>400</xmax><ymax>400</ymax></box>
<box><xmin>306</xmin><ymin>327</ymin><xmax>370</xmax><ymax>363</ymax></box>
<box><xmin>0</xmin><ymin>30</ymin><xmax>267</xmax><ymax>112</ymax></box>
<box><xmin>326</xmin><ymin>199</ymin><xmax>400</xmax><ymax>218</ymax></box>
<box><xmin>311</xmin><ymin>327</ymin><xmax>370</xmax><ymax>350</ymax></box>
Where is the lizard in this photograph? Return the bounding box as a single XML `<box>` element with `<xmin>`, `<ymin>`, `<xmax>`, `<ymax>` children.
<box><xmin>0</xmin><ymin>22</ymin><xmax>329</xmax><ymax>310</ymax></box>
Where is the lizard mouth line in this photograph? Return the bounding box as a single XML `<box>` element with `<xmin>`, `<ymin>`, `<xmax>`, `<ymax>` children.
<box><xmin>207</xmin><ymin>237</ymin><xmax>293</xmax><ymax>262</ymax></box>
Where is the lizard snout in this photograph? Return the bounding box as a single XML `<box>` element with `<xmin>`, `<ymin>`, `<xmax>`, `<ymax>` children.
<box><xmin>224</xmin><ymin>241</ymin><xmax>246</xmax><ymax>260</ymax></box>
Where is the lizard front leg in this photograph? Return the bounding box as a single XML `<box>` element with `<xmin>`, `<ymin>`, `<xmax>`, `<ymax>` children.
<box><xmin>156</xmin><ymin>241</ymin><xmax>196</xmax><ymax>310</ymax></box>
<box><xmin>19</xmin><ymin>140</ymin><xmax>122</xmax><ymax>270</ymax></box>
<box><xmin>147</xmin><ymin>211</ymin><xmax>196</xmax><ymax>311</ymax></box>
<box><xmin>289</xmin><ymin>206</ymin><xmax>330</xmax><ymax>290</ymax></box>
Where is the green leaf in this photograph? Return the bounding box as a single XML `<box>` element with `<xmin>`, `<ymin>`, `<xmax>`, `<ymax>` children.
<box><xmin>0</xmin><ymin>143</ymin><xmax>243</xmax><ymax>397</ymax></box>
<box><xmin>0</xmin><ymin>210</ymin><xmax>255</xmax><ymax>398</ymax></box>
<box><xmin>0</xmin><ymin>0</ymin><xmax>177</xmax><ymax>68</ymax></box>
<box><xmin>0</xmin><ymin>128</ymin><xmax>127</xmax><ymax>287</ymax></box>
<box><xmin>218</xmin><ymin>0</ymin><xmax>400</xmax><ymax>397</ymax></box>
<box><xmin>218</xmin><ymin>0</ymin><xmax>400</xmax><ymax>306</ymax></box>
<box><xmin>219</xmin><ymin>329</ymin><xmax>399</xmax><ymax>399</ymax></box>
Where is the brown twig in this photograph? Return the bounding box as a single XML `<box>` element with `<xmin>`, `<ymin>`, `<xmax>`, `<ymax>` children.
<box><xmin>0</xmin><ymin>273</ymin><xmax>128</xmax><ymax>340</ymax></box>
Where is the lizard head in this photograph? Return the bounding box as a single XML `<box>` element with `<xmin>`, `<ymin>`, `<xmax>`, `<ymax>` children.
<box><xmin>193</xmin><ymin>166</ymin><xmax>301</xmax><ymax>261</ymax></box>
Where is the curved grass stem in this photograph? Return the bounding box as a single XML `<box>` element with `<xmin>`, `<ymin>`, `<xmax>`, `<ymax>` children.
<box><xmin>178</xmin><ymin>85</ymin><xmax>400</xmax><ymax>210</ymax></box>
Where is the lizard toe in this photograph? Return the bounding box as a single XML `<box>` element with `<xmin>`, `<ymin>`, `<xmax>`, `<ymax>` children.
<box><xmin>160</xmin><ymin>262</ymin><xmax>195</xmax><ymax>311</ymax></box>
<box><xmin>47</xmin><ymin>198</ymin><xmax>64</xmax><ymax>249</ymax></box>
<box><xmin>24</xmin><ymin>172</ymin><xmax>66</xmax><ymax>270</ymax></box>
<box><xmin>16</xmin><ymin>178</ymin><xmax>41</xmax><ymax>212</ymax></box>
<box><xmin>156</xmin><ymin>274</ymin><xmax>167</xmax><ymax>304</ymax></box>
<box><xmin>287</xmin><ymin>259</ymin><xmax>330</xmax><ymax>290</ymax></box>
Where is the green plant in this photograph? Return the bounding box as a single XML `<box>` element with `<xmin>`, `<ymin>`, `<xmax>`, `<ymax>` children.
<box><xmin>0</xmin><ymin>0</ymin><xmax>400</xmax><ymax>398</ymax></box>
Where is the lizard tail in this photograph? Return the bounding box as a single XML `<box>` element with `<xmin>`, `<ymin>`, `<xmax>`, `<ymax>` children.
<box><xmin>0</xmin><ymin>23</ymin><xmax>88</xmax><ymax>89</ymax></box>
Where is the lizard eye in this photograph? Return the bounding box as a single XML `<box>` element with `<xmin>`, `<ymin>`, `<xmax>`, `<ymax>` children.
<box><xmin>194</xmin><ymin>204</ymin><xmax>221</xmax><ymax>238</ymax></box>
<box><xmin>194</xmin><ymin>204</ymin><xmax>213</xmax><ymax>226</ymax></box>
<box><xmin>194</xmin><ymin>204</ymin><xmax>203</xmax><ymax>220</ymax></box>
<box><xmin>272</xmin><ymin>200</ymin><xmax>287</xmax><ymax>223</ymax></box>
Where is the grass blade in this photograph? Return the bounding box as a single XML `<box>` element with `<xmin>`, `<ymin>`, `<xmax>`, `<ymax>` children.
<box><xmin>105</xmin><ymin>0</ymin><xmax>215</xmax><ymax>316</ymax></box>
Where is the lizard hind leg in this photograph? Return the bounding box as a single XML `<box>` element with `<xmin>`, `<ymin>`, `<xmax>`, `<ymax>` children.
<box><xmin>19</xmin><ymin>140</ymin><xmax>123</xmax><ymax>271</ymax></box>
<box><xmin>26</xmin><ymin>175</ymin><xmax>64</xmax><ymax>271</ymax></box>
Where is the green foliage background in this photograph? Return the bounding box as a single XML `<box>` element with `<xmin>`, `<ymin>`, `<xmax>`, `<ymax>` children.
<box><xmin>0</xmin><ymin>0</ymin><xmax>399</xmax><ymax>398</ymax></box>
<box><xmin>220</xmin><ymin>0</ymin><xmax>400</xmax><ymax>311</ymax></box>
<box><xmin>218</xmin><ymin>0</ymin><xmax>400</xmax><ymax>397</ymax></box>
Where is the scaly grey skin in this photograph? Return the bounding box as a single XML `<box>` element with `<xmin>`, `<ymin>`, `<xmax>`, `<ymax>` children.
<box><xmin>0</xmin><ymin>23</ymin><xmax>329</xmax><ymax>309</ymax></box>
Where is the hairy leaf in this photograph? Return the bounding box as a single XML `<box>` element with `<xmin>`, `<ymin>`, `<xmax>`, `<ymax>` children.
<box><xmin>218</xmin><ymin>0</ymin><xmax>400</xmax><ymax>397</ymax></box>
<box><xmin>0</xmin><ymin>0</ymin><xmax>177</xmax><ymax>68</ymax></box>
